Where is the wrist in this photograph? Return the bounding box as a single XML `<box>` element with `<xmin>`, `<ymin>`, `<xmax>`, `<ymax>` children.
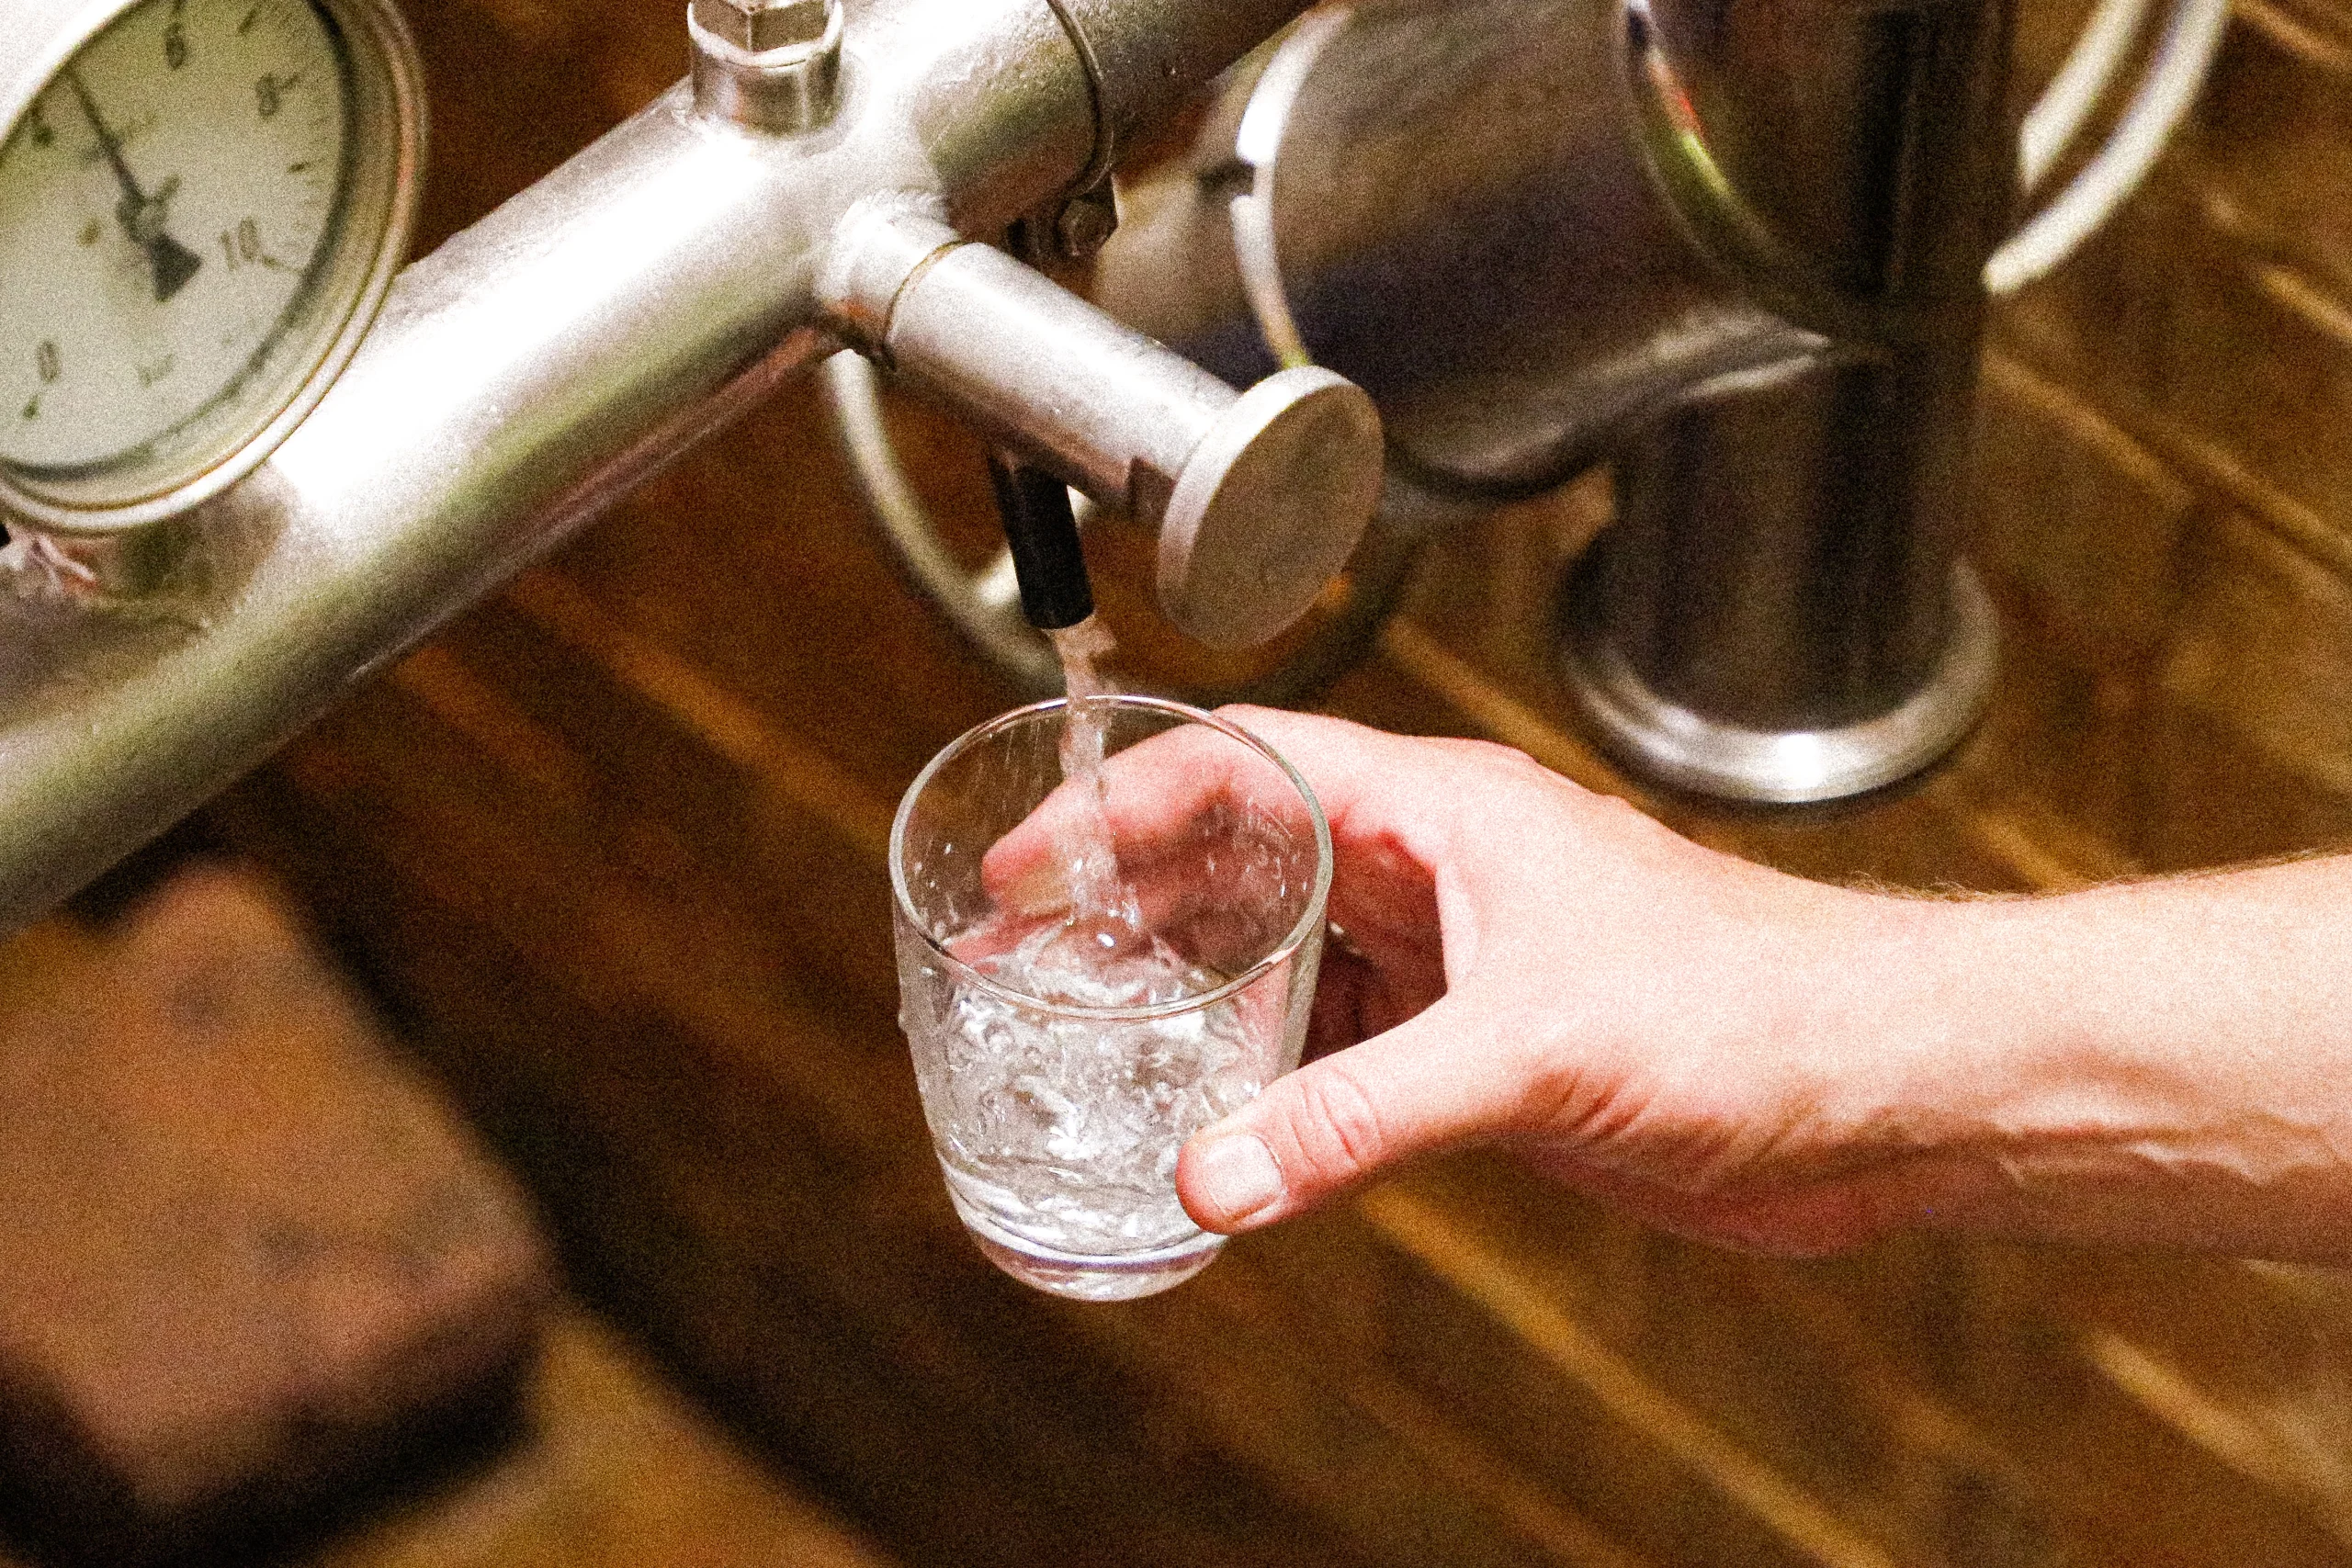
<box><xmin>1848</xmin><ymin>870</ymin><xmax>2352</xmax><ymax>1258</ymax></box>
<box><xmin>1787</xmin><ymin>887</ymin><xmax>2016</xmax><ymax>1180</ymax></box>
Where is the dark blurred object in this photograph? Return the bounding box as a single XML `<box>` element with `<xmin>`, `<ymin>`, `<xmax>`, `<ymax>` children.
<box><xmin>0</xmin><ymin>867</ymin><xmax>555</xmax><ymax>1568</ymax></box>
<box><xmin>986</xmin><ymin>452</ymin><xmax>1094</xmax><ymax>633</ymax></box>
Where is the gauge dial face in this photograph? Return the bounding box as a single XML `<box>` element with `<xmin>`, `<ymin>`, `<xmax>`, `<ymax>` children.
<box><xmin>0</xmin><ymin>0</ymin><xmax>415</xmax><ymax>528</ymax></box>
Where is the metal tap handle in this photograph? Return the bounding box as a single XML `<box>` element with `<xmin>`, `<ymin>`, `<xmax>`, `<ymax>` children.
<box><xmin>821</xmin><ymin>208</ymin><xmax>1384</xmax><ymax>649</ymax></box>
<box><xmin>820</xmin><ymin>348</ymin><xmax>1425</xmax><ymax>706</ymax></box>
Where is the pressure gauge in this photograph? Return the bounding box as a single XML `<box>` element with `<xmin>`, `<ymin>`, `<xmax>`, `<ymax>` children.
<box><xmin>0</xmin><ymin>0</ymin><xmax>424</xmax><ymax>535</ymax></box>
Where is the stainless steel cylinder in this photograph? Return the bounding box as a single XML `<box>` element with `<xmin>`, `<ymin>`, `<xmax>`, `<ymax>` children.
<box><xmin>1097</xmin><ymin>0</ymin><xmax>2016</xmax><ymax>802</ymax></box>
<box><xmin>1560</xmin><ymin>361</ymin><xmax>2003</xmax><ymax>801</ymax></box>
<box><xmin>1097</xmin><ymin>0</ymin><xmax>1818</xmax><ymax>497</ymax></box>
<box><xmin>1558</xmin><ymin>0</ymin><xmax>2014</xmax><ymax>801</ymax></box>
<box><xmin>854</xmin><ymin>217</ymin><xmax>1238</xmax><ymax>505</ymax></box>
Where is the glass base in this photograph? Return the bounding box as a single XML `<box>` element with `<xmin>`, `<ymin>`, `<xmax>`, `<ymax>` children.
<box><xmin>956</xmin><ymin>1210</ymin><xmax>1224</xmax><ymax>1302</ymax></box>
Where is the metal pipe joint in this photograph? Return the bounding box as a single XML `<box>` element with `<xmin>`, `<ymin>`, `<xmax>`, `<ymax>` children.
<box><xmin>820</xmin><ymin>205</ymin><xmax>1384</xmax><ymax>648</ymax></box>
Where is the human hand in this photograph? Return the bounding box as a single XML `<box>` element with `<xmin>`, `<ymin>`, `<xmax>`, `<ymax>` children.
<box><xmin>1147</xmin><ymin>707</ymin><xmax>1995</xmax><ymax>1254</ymax></box>
<box><xmin>977</xmin><ymin>702</ymin><xmax>2352</xmax><ymax>1262</ymax></box>
<box><xmin>980</xmin><ymin>705</ymin><xmax>1968</xmax><ymax>1255</ymax></box>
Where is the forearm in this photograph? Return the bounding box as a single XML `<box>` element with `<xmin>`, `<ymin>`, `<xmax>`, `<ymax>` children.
<box><xmin>1872</xmin><ymin>856</ymin><xmax>2352</xmax><ymax>1259</ymax></box>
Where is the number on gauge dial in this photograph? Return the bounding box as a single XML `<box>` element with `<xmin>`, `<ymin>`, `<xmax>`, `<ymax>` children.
<box><xmin>0</xmin><ymin>0</ymin><xmax>349</xmax><ymax>485</ymax></box>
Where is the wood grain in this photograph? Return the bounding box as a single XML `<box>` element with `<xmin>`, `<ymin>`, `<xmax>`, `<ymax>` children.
<box><xmin>304</xmin><ymin>1306</ymin><xmax>897</xmax><ymax>1568</ymax></box>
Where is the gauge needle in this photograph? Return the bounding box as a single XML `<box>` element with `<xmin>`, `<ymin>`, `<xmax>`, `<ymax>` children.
<box><xmin>62</xmin><ymin>67</ymin><xmax>202</xmax><ymax>304</ymax></box>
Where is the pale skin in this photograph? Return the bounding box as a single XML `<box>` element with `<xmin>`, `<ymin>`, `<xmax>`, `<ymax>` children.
<box><xmin>988</xmin><ymin>707</ymin><xmax>2352</xmax><ymax>1261</ymax></box>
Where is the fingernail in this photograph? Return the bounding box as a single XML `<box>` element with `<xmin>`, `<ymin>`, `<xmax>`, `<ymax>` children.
<box><xmin>1193</xmin><ymin>1135</ymin><xmax>1284</xmax><ymax>1227</ymax></box>
<box><xmin>1003</xmin><ymin>861</ymin><xmax>1070</xmax><ymax>917</ymax></box>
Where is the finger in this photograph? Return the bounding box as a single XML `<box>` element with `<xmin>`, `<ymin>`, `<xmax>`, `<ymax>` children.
<box><xmin>983</xmin><ymin>707</ymin><xmax>1519</xmax><ymax>915</ymax></box>
<box><xmin>978</xmin><ymin>721</ymin><xmax>1301</xmax><ymax>914</ymax></box>
<box><xmin>1216</xmin><ymin>707</ymin><xmax>1517</xmax><ymax>861</ymax></box>
<box><xmin>952</xmin><ymin>852</ymin><xmax>1206</xmax><ymax>955</ymax></box>
<box><xmin>1176</xmin><ymin>990</ymin><xmax>1526</xmax><ymax>1232</ymax></box>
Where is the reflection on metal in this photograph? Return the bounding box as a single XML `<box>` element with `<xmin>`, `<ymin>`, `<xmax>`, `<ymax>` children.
<box><xmin>1229</xmin><ymin>6</ymin><xmax>1354</xmax><ymax>372</ymax></box>
<box><xmin>1100</xmin><ymin>0</ymin><xmax>2017</xmax><ymax>802</ymax></box>
<box><xmin>0</xmin><ymin>0</ymin><xmax>1325</xmax><ymax>934</ymax></box>
<box><xmin>0</xmin><ymin>520</ymin><xmax>200</xmax><ymax>604</ymax></box>
<box><xmin>1563</xmin><ymin>562</ymin><xmax>2000</xmax><ymax>805</ymax></box>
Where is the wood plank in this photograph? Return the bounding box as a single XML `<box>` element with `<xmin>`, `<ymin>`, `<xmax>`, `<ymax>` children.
<box><xmin>1362</xmin><ymin>1156</ymin><xmax>2352</xmax><ymax>1568</ymax></box>
<box><xmin>1358</xmin><ymin>1187</ymin><xmax>1901</xmax><ymax>1568</ymax></box>
<box><xmin>310</xmin><ymin>1308</ymin><xmax>896</xmax><ymax>1568</ymax></box>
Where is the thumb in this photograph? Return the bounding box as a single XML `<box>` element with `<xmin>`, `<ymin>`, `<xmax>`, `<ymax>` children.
<box><xmin>1177</xmin><ymin>995</ymin><xmax>1521</xmax><ymax>1233</ymax></box>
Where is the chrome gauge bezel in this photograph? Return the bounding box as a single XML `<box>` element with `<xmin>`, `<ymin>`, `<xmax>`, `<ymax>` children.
<box><xmin>0</xmin><ymin>0</ymin><xmax>424</xmax><ymax>536</ymax></box>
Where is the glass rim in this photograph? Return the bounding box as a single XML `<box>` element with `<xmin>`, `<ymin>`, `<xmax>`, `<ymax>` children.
<box><xmin>889</xmin><ymin>695</ymin><xmax>1335</xmax><ymax>1022</ymax></box>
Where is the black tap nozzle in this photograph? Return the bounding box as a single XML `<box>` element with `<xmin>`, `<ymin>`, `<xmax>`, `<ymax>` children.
<box><xmin>986</xmin><ymin>451</ymin><xmax>1095</xmax><ymax>632</ymax></box>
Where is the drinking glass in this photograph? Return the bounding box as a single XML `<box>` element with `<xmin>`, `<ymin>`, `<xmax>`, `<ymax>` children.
<box><xmin>891</xmin><ymin>696</ymin><xmax>1331</xmax><ymax>1301</ymax></box>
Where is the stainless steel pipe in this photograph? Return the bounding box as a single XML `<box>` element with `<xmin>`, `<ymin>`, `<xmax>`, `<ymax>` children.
<box><xmin>0</xmin><ymin>0</ymin><xmax>1317</xmax><ymax>934</ymax></box>
<box><xmin>1557</xmin><ymin>0</ymin><xmax>2014</xmax><ymax>801</ymax></box>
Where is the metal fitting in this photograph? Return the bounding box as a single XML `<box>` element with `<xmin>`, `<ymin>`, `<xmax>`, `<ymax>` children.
<box><xmin>690</xmin><ymin>0</ymin><xmax>828</xmax><ymax>51</ymax></box>
<box><xmin>1004</xmin><ymin>185</ymin><xmax>1118</xmax><ymax>268</ymax></box>
<box><xmin>688</xmin><ymin>0</ymin><xmax>842</xmax><ymax>132</ymax></box>
<box><xmin>1052</xmin><ymin>184</ymin><xmax>1119</xmax><ymax>260</ymax></box>
<box><xmin>821</xmin><ymin>209</ymin><xmax>1384</xmax><ymax>648</ymax></box>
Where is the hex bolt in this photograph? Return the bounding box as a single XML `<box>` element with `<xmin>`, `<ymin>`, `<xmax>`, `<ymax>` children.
<box><xmin>1054</xmin><ymin>187</ymin><xmax>1120</xmax><ymax>261</ymax></box>
<box><xmin>691</xmin><ymin>0</ymin><xmax>830</xmax><ymax>55</ymax></box>
<box><xmin>688</xmin><ymin>0</ymin><xmax>842</xmax><ymax>130</ymax></box>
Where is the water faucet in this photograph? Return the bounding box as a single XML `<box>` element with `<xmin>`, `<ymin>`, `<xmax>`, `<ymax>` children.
<box><xmin>818</xmin><ymin>201</ymin><xmax>1381</xmax><ymax>647</ymax></box>
<box><xmin>0</xmin><ymin>0</ymin><xmax>1380</xmax><ymax>933</ymax></box>
<box><xmin>0</xmin><ymin>0</ymin><xmax>2226</xmax><ymax>931</ymax></box>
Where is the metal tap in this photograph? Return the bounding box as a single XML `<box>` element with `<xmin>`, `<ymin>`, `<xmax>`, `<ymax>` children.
<box><xmin>0</xmin><ymin>0</ymin><xmax>1370</xmax><ymax>934</ymax></box>
<box><xmin>818</xmin><ymin>204</ymin><xmax>1381</xmax><ymax>648</ymax></box>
